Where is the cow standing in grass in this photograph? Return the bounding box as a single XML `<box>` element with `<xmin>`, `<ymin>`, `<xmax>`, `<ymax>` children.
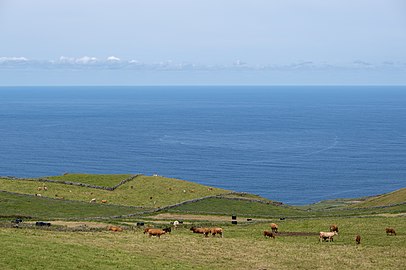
<box><xmin>386</xmin><ymin>228</ymin><xmax>396</xmax><ymax>236</ymax></box>
<box><xmin>263</xmin><ymin>230</ymin><xmax>276</xmax><ymax>239</ymax></box>
<box><xmin>270</xmin><ymin>223</ymin><xmax>278</xmax><ymax>233</ymax></box>
<box><xmin>319</xmin><ymin>231</ymin><xmax>338</xmax><ymax>242</ymax></box>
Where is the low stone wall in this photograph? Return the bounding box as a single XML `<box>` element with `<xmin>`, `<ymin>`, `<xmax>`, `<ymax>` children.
<box><xmin>0</xmin><ymin>174</ymin><xmax>142</xmax><ymax>191</ymax></box>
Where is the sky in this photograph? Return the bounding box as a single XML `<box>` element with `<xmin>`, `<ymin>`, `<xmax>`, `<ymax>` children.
<box><xmin>0</xmin><ymin>0</ymin><xmax>405</xmax><ymax>85</ymax></box>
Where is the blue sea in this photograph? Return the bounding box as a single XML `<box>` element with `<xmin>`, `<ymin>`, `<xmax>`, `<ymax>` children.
<box><xmin>0</xmin><ymin>86</ymin><xmax>405</xmax><ymax>205</ymax></box>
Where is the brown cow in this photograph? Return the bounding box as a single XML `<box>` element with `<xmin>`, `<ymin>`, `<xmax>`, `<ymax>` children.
<box><xmin>144</xmin><ymin>227</ymin><xmax>153</xmax><ymax>234</ymax></box>
<box><xmin>355</xmin><ymin>235</ymin><xmax>361</xmax><ymax>244</ymax></box>
<box><xmin>263</xmin><ymin>230</ymin><xmax>276</xmax><ymax>239</ymax></box>
<box><xmin>108</xmin><ymin>226</ymin><xmax>123</xmax><ymax>232</ymax></box>
<box><xmin>270</xmin><ymin>223</ymin><xmax>278</xmax><ymax>233</ymax></box>
<box><xmin>210</xmin><ymin>227</ymin><xmax>223</xmax><ymax>238</ymax></box>
<box><xmin>330</xmin><ymin>224</ymin><xmax>339</xmax><ymax>233</ymax></box>
<box><xmin>386</xmin><ymin>228</ymin><xmax>396</xmax><ymax>236</ymax></box>
<box><xmin>190</xmin><ymin>227</ymin><xmax>210</xmax><ymax>237</ymax></box>
<box><xmin>148</xmin><ymin>229</ymin><xmax>166</xmax><ymax>238</ymax></box>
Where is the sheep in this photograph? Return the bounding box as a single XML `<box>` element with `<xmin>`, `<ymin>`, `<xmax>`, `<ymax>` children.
<box><xmin>173</xmin><ymin>220</ymin><xmax>180</xmax><ymax>229</ymax></box>
<box><xmin>263</xmin><ymin>230</ymin><xmax>276</xmax><ymax>239</ymax></box>
<box><xmin>35</xmin><ymin>193</ymin><xmax>42</xmax><ymax>197</ymax></box>
<box><xmin>319</xmin><ymin>231</ymin><xmax>338</xmax><ymax>242</ymax></box>
<box><xmin>355</xmin><ymin>235</ymin><xmax>361</xmax><ymax>244</ymax></box>
<box><xmin>386</xmin><ymin>228</ymin><xmax>396</xmax><ymax>236</ymax></box>
<box><xmin>190</xmin><ymin>227</ymin><xmax>210</xmax><ymax>237</ymax></box>
<box><xmin>210</xmin><ymin>227</ymin><xmax>223</xmax><ymax>238</ymax></box>
<box><xmin>270</xmin><ymin>223</ymin><xmax>278</xmax><ymax>233</ymax></box>
<box><xmin>37</xmin><ymin>187</ymin><xmax>42</xmax><ymax>191</ymax></box>
<box><xmin>330</xmin><ymin>224</ymin><xmax>339</xmax><ymax>233</ymax></box>
<box><xmin>148</xmin><ymin>229</ymin><xmax>166</xmax><ymax>238</ymax></box>
<box><xmin>43</xmin><ymin>186</ymin><xmax>48</xmax><ymax>191</ymax></box>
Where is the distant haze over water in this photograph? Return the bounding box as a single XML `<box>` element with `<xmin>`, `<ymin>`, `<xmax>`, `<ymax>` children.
<box><xmin>0</xmin><ymin>86</ymin><xmax>405</xmax><ymax>205</ymax></box>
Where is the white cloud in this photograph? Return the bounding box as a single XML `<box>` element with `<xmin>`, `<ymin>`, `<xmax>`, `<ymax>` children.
<box><xmin>0</xmin><ymin>57</ymin><xmax>28</xmax><ymax>62</ymax></box>
<box><xmin>106</xmin><ymin>56</ymin><xmax>121</xmax><ymax>62</ymax></box>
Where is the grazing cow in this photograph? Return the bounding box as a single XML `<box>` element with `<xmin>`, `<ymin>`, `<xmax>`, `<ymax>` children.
<box><xmin>190</xmin><ymin>227</ymin><xmax>210</xmax><ymax>237</ymax></box>
<box><xmin>43</xmin><ymin>186</ymin><xmax>48</xmax><ymax>191</ymax></box>
<box><xmin>173</xmin><ymin>220</ymin><xmax>180</xmax><ymax>229</ymax></box>
<box><xmin>36</xmin><ymin>221</ymin><xmax>51</xmax><ymax>227</ymax></box>
<box><xmin>163</xmin><ymin>227</ymin><xmax>172</xmax><ymax>234</ymax></box>
<box><xmin>35</xmin><ymin>193</ymin><xmax>42</xmax><ymax>197</ymax></box>
<box><xmin>12</xmin><ymin>218</ymin><xmax>23</xmax><ymax>224</ymax></box>
<box><xmin>90</xmin><ymin>198</ymin><xmax>96</xmax><ymax>203</ymax></box>
<box><xmin>319</xmin><ymin>231</ymin><xmax>338</xmax><ymax>242</ymax></box>
<box><xmin>330</xmin><ymin>224</ymin><xmax>339</xmax><ymax>233</ymax></box>
<box><xmin>37</xmin><ymin>187</ymin><xmax>42</xmax><ymax>191</ymax></box>
<box><xmin>210</xmin><ymin>227</ymin><xmax>223</xmax><ymax>238</ymax></box>
<box><xmin>355</xmin><ymin>235</ymin><xmax>361</xmax><ymax>244</ymax></box>
<box><xmin>148</xmin><ymin>229</ymin><xmax>166</xmax><ymax>238</ymax></box>
<box><xmin>101</xmin><ymin>200</ymin><xmax>108</xmax><ymax>203</ymax></box>
<box><xmin>263</xmin><ymin>230</ymin><xmax>276</xmax><ymax>239</ymax></box>
<box><xmin>386</xmin><ymin>228</ymin><xmax>396</xmax><ymax>236</ymax></box>
<box><xmin>144</xmin><ymin>227</ymin><xmax>153</xmax><ymax>234</ymax></box>
<box><xmin>270</xmin><ymin>223</ymin><xmax>278</xmax><ymax>233</ymax></box>
<box><xmin>108</xmin><ymin>226</ymin><xmax>123</xmax><ymax>232</ymax></box>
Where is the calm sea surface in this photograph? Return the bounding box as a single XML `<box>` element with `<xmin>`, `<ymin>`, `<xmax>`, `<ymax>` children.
<box><xmin>0</xmin><ymin>86</ymin><xmax>405</xmax><ymax>205</ymax></box>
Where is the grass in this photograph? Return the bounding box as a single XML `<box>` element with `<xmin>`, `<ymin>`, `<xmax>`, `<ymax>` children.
<box><xmin>0</xmin><ymin>191</ymin><xmax>145</xmax><ymax>220</ymax></box>
<box><xmin>348</xmin><ymin>188</ymin><xmax>406</xmax><ymax>208</ymax></box>
<box><xmin>45</xmin><ymin>173</ymin><xmax>133</xmax><ymax>187</ymax></box>
<box><xmin>0</xmin><ymin>216</ymin><xmax>404</xmax><ymax>269</ymax></box>
<box><xmin>167</xmin><ymin>197</ymin><xmax>306</xmax><ymax>217</ymax></box>
<box><xmin>0</xmin><ymin>175</ymin><xmax>227</xmax><ymax>208</ymax></box>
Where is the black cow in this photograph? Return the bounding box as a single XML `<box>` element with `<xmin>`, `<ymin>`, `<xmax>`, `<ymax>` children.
<box><xmin>35</xmin><ymin>221</ymin><xmax>51</xmax><ymax>227</ymax></box>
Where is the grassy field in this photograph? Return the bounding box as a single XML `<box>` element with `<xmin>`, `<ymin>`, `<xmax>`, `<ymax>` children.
<box><xmin>0</xmin><ymin>216</ymin><xmax>404</xmax><ymax>270</ymax></box>
<box><xmin>0</xmin><ymin>175</ymin><xmax>227</xmax><ymax>208</ymax></box>
<box><xmin>0</xmin><ymin>191</ymin><xmax>145</xmax><ymax>220</ymax></box>
<box><xmin>0</xmin><ymin>174</ymin><xmax>404</xmax><ymax>269</ymax></box>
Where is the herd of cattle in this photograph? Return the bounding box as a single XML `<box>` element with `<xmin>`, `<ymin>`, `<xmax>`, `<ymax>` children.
<box><xmin>10</xmin><ymin>219</ymin><xmax>398</xmax><ymax>244</ymax></box>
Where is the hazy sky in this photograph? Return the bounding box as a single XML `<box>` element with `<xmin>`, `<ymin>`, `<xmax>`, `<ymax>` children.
<box><xmin>0</xmin><ymin>0</ymin><xmax>405</xmax><ymax>84</ymax></box>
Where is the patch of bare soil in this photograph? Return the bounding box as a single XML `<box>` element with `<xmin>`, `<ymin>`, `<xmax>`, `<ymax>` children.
<box><xmin>276</xmin><ymin>232</ymin><xmax>319</xmax><ymax>237</ymax></box>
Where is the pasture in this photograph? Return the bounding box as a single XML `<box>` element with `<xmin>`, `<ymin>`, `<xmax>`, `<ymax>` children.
<box><xmin>0</xmin><ymin>173</ymin><xmax>404</xmax><ymax>269</ymax></box>
<box><xmin>0</xmin><ymin>216</ymin><xmax>404</xmax><ymax>270</ymax></box>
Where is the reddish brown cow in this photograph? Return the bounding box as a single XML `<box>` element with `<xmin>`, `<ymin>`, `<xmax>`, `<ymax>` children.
<box><xmin>330</xmin><ymin>224</ymin><xmax>339</xmax><ymax>233</ymax></box>
<box><xmin>108</xmin><ymin>226</ymin><xmax>123</xmax><ymax>232</ymax></box>
<box><xmin>148</xmin><ymin>229</ymin><xmax>166</xmax><ymax>238</ymax></box>
<box><xmin>210</xmin><ymin>227</ymin><xmax>223</xmax><ymax>237</ymax></box>
<box><xmin>190</xmin><ymin>227</ymin><xmax>210</xmax><ymax>237</ymax></box>
<box><xmin>355</xmin><ymin>235</ymin><xmax>361</xmax><ymax>244</ymax></box>
<box><xmin>263</xmin><ymin>230</ymin><xmax>276</xmax><ymax>239</ymax></box>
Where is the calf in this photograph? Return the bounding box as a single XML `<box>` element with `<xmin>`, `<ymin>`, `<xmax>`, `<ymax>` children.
<box><xmin>386</xmin><ymin>228</ymin><xmax>396</xmax><ymax>236</ymax></box>
<box><xmin>355</xmin><ymin>235</ymin><xmax>361</xmax><ymax>244</ymax></box>
<box><xmin>330</xmin><ymin>224</ymin><xmax>339</xmax><ymax>233</ymax></box>
<box><xmin>270</xmin><ymin>223</ymin><xmax>278</xmax><ymax>233</ymax></box>
<box><xmin>263</xmin><ymin>230</ymin><xmax>276</xmax><ymax>239</ymax></box>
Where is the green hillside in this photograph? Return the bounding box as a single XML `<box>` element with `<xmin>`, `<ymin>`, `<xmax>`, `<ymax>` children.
<box><xmin>348</xmin><ymin>188</ymin><xmax>406</xmax><ymax>208</ymax></box>
<box><xmin>0</xmin><ymin>175</ymin><xmax>228</xmax><ymax>208</ymax></box>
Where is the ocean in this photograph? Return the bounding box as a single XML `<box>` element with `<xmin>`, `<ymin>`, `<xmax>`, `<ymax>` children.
<box><xmin>0</xmin><ymin>86</ymin><xmax>405</xmax><ymax>205</ymax></box>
